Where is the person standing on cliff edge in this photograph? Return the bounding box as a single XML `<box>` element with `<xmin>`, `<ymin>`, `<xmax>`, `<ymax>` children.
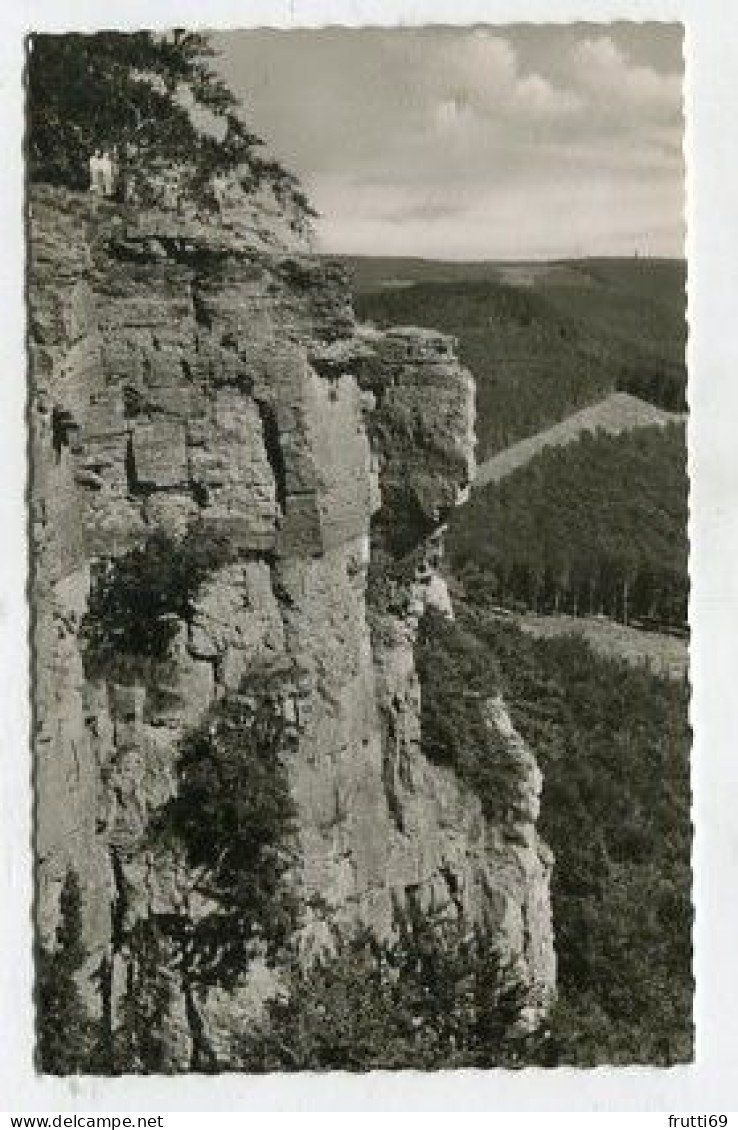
<box><xmin>89</xmin><ymin>147</ymin><xmax>116</xmax><ymax>197</ymax></box>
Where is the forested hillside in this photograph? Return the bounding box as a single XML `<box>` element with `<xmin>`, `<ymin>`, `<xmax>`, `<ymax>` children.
<box><xmin>349</xmin><ymin>257</ymin><xmax>686</xmax><ymax>458</ymax></box>
<box><xmin>448</xmin><ymin>422</ymin><xmax>688</xmax><ymax>629</ymax></box>
<box><xmin>416</xmin><ymin>608</ymin><xmax>692</xmax><ymax>1065</ymax></box>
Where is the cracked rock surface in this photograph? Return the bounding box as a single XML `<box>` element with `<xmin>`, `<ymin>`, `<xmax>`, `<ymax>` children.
<box><xmin>31</xmin><ymin>185</ymin><xmax>555</xmax><ymax>1062</ymax></box>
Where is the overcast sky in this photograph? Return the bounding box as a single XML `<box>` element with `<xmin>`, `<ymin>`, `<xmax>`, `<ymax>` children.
<box><xmin>213</xmin><ymin>24</ymin><xmax>684</xmax><ymax>261</ymax></box>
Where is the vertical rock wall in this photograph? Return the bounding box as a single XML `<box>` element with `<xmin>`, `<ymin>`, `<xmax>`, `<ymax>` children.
<box><xmin>30</xmin><ymin>186</ymin><xmax>555</xmax><ymax>1064</ymax></box>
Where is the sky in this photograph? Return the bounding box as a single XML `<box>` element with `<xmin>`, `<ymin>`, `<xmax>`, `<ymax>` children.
<box><xmin>213</xmin><ymin>24</ymin><xmax>685</xmax><ymax>261</ymax></box>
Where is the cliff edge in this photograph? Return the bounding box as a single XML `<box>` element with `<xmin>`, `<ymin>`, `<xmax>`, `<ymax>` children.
<box><xmin>30</xmin><ymin>185</ymin><xmax>555</xmax><ymax>1067</ymax></box>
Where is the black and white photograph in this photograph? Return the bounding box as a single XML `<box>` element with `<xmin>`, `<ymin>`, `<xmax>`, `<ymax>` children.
<box><xmin>27</xmin><ymin>22</ymin><xmax>691</xmax><ymax>1076</ymax></box>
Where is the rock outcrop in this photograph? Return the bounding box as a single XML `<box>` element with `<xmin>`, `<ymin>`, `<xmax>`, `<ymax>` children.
<box><xmin>30</xmin><ymin>184</ymin><xmax>555</xmax><ymax>1067</ymax></box>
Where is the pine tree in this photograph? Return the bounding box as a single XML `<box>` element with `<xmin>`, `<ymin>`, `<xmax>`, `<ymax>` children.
<box><xmin>36</xmin><ymin>869</ymin><xmax>96</xmax><ymax>1074</ymax></box>
<box><xmin>154</xmin><ymin>677</ymin><xmax>299</xmax><ymax>991</ymax></box>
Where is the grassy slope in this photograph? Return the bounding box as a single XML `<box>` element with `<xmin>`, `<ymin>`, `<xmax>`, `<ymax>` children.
<box><xmin>516</xmin><ymin>612</ymin><xmax>688</xmax><ymax>680</ymax></box>
<box><xmin>474</xmin><ymin>390</ymin><xmax>683</xmax><ymax>488</ymax></box>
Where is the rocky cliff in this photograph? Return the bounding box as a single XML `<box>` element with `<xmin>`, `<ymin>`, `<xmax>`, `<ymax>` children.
<box><xmin>30</xmin><ymin>185</ymin><xmax>555</xmax><ymax>1068</ymax></box>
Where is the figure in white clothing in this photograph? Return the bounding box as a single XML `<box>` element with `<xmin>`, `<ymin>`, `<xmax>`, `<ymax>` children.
<box><xmin>89</xmin><ymin>149</ymin><xmax>116</xmax><ymax>197</ymax></box>
<box><xmin>211</xmin><ymin>172</ymin><xmax>229</xmax><ymax>211</ymax></box>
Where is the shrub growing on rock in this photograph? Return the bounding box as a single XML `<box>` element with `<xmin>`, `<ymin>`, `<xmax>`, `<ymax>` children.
<box><xmin>153</xmin><ymin>675</ymin><xmax>299</xmax><ymax>991</ymax></box>
<box><xmin>81</xmin><ymin>526</ymin><xmax>235</xmax><ymax>678</ymax></box>
<box><xmin>233</xmin><ymin>912</ymin><xmax>531</xmax><ymax>1071</ymax></box>
<box><xmin>415</xmin><ymin>608</ymin><xmax>525</xmax><ymax>823</ymax></box>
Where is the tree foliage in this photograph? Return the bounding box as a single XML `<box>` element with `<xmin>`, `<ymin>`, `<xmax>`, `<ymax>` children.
<box><xmin>110</xmin><ymin>920</ymin><xmax>175</xmax><ymax>1075</ymax></box>
<box><xmin>414</xmin><ymin>608</ymin><xmax>524</xmax><ymax>823</ymax></box>
<box><xmin>153</xmin><ymin>676</ymin><xmax>299</xmax><ymax>990</ymax></box>
<box><xmin>81</xmin><ymin>526</ymin><xmax>236</xmax><ymax>678</ymax></box>
<box><xmin>27</xmin><ymin>31</ymin><xmax>317</xmax><ymax>228</ymax></box>
<box><xmin>234</xmin><ymin>914</ymin><xmax>531</xmax><ymax>1071</ymax></box>
<box><xmin>457</xmin><ymin>607</ymin><xmax>692</xmax><ymax>1063</ymax></box>
<box><xmin>449</xmin><ymin>423</ymin><xmax>688</xmax><ymax>628</ymax></box>
<box><xmin>36</xmin><ymin>869</ymin><xmax>98</xmax><ymax>1074</ymax></box>
<box><xmin>616</xmin><ymin>362</ymin><xmax>686</xmax><ymax>413</ymax></box>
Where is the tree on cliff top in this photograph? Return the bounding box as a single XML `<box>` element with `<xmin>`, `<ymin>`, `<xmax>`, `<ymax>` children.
<box><xmin>27</xmin><ymin>30</ymin><xmax>317</xmax><ymax>229</ymax></box>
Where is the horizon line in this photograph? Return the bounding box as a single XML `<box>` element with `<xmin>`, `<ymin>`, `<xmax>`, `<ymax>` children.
<box><xmin>319</xmin><ymin>251</ymin><xmax>687</xmax><ymax>265</ymax></box>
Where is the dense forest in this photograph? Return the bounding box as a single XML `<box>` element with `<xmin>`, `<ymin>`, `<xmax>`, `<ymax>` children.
<box><xmin>416</xmin><ymin>607</ymin><xmax>692</xmax><ymax>1065</ymax></box>
<box><xmin>448</xmin><ymin>422</ymin><xmax>688</xmax><ymax>629</ymax></box>
<box><xmin>351</xmin><ymin>259</ymin><xmax>686</xmax><ymax>458</ymax></box>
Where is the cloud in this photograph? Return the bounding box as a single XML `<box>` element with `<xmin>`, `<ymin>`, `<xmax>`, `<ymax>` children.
<box><xmin>516</xmin><ymin>73</ymin><xmax>581</xmax><ymax>118</ymax></box>
<box><xmin>571</xmin><ymin>36</ymin><xmax>683</xmax><ymax>121</ymax></box>
<box><xmin>405</xmin><ymin>29</ymin><xmax>581</xmax><ymax>134</ymax></box>
<box><xmin>214</xmin><ymin>26</ymin><xmax>685</xmax><ymax>258</ymax></box>
<box><xmin>316</xmin><ymin>167</ymin><xmax>684</xmax><ymax>260</ymax></box>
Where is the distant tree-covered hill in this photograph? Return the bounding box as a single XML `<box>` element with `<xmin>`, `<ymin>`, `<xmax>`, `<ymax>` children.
<box><xmin>447</xmin><ymin>422</ymin><xmax>688</xmax><ymax>629</ymax></box>
<box><xmin>347</xmin><ymin>257</ymin><xmax>686</xmax><ymax>459</ymax></box>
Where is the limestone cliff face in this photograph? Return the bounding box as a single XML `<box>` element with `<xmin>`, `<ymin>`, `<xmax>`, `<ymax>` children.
<box><xmin>31</xmin><ymin>185</ymin><xmax>555</xmax><ymax>1066</ymax></box>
